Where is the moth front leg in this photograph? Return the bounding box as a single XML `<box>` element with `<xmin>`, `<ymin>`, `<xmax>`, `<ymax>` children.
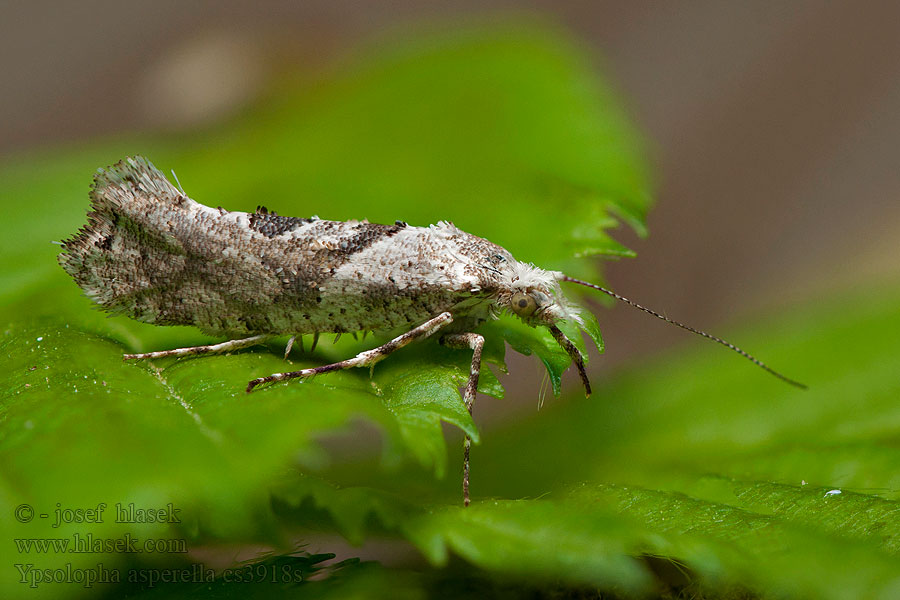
<box><xmin>245</xmin><ymin>312</ymin><xmax>454</xmax><ymax>392</ymax></box>
<box><xmin>124</xmin><ymin>335</ymin><xmax>271</xmax><ymax>360</ymax></box>
<box><xmin>440</xmin><ymin>332</ymin><xmax>485</xmax><ymax>507</ymax></box>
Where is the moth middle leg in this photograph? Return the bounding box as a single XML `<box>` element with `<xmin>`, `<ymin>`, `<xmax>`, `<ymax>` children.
<box><xmin>440</xmin><ymin>332</ymin><xmax>485</xmax><ymax>507</ymax></box>
<box><xmin>245</xmin><ymin>312</ymin><xmax>453</xmax><ymax>393</ymax></box>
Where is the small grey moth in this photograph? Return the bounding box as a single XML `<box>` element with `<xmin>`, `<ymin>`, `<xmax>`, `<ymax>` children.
<box><xmin>59</xmin><ymin>156</ymin><xmax>805</xmax><ymax>506</ymax></box>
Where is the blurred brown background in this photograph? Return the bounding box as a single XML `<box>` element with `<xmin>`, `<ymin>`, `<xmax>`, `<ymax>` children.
<box><xmin>4</xmin><ymin>1</ymin><xmax>899</xmax><ymax>406</ymax></box>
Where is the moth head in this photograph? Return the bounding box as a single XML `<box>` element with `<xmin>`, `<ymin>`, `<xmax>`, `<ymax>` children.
<box><xmin>497</xmin><ymin>262</ymin><xmax>593</xmax><ymax>396</ymax></box>
<box><xmin>499</xmin><ymin>265</ymin><xmax>577</xmax><ymax>327</ymax></box>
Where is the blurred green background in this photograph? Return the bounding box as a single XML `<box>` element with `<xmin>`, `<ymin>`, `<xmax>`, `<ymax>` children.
<box><xmin>2</xmin><ymin>3</ymin><xmax>900</xmax><ymax>599</ymax></box>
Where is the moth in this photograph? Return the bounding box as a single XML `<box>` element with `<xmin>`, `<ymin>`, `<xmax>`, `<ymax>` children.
<box><xmin>59</xmin><ymin>157</ymin><xmax>805</xmax><ymax>505</ymax></box>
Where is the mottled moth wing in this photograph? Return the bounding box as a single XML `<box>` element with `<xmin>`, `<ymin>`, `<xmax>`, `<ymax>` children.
<box><xmin>58</xmin><ymin>157</ymin><xmax>497</xmax><ymax>338</ymax></box>
<box><xmin>59</xmin><ymin>157</ymin><xmax>294</xmax><ymax>335</ymax></box>
<box><xmin>59</xmin><ymin>157</ymin><xmax>187</xmax><ymax>319</ymax></box>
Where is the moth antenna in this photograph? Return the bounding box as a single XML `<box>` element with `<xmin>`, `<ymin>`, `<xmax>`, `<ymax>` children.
<box><xmin>562</xmin><ymin>275</ymin><xmax>806</xmax><ymax>389</ymax></box>
<box><xmin>548</xmin><ymin>325</ymin><xmax>591</xmax><ymax>397</ymax></box>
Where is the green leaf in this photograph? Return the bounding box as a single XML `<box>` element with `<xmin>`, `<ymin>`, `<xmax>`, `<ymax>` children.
<box><xmin>263</xmin><ymin>284</ymin><xmax>900</xmax><ymax>599</ymax></box>
<box><xmin>404</xmin><ymin>498</ymin><xmax>652</xmax><ymax>592</ymax></box>
<box><xmin>481</xmin><ymin>312</ymin><xmax>602</xmax><ymax>397</ymax></box>
<box><xmin>270</xmin><ymin>474</ymin><xmax>416</xmax><ymax>545</ymax></box>
<box><xmin>6</xmin><ymin>17</ymin><xmax>898</xmax><ymax>600</ymax></box>
<box><xmin>0</xmin><ymin>19</ymin><xmax>647</xmax><ymax>596</ymax></box>
<box><xmin>441</xmin><ymin>284</ymin><xmax>900</xmax><ymax>597</ymax></box>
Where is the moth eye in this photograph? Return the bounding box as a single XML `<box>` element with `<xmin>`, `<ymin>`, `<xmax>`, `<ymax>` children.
<box><xmin>510</xmin><ymin>292</ymin><xmax>538</xmax><ymax>317</ymax></box>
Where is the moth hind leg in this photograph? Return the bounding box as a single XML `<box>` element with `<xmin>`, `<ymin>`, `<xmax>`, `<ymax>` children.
<box><xmin>440</xmin><ymin>332</ymin><xmax>485</xmax><ymax>507</ymax></box>
<box><xmin>123</xmin><ymin>335</ymin><xmax>271</xmax><ymax>361</ymax></box>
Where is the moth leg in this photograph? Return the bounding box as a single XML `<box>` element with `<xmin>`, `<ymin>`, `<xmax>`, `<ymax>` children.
<box><xmin>123</xmin><ymin>335</ymin><xmax>271</xmax><ymax>360</ymax></box>
<box><xmin>441</xmin><ymin>332</ymin><xmax>485</xmax><ymax>507</ymax></box>
<box><xmin>246</xmin><ymin>312</ymin><xmax>454</xmax><ymax>393</ymax></box>
<box><xmin>548</xmin><ymin>325</ymin><xmax>591</xmax><ymax>397</ymax></box>
<box><xmin>284</xmin><ymin>335</ymin><xmax>297</xmax><ymax>359</ymax></box>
